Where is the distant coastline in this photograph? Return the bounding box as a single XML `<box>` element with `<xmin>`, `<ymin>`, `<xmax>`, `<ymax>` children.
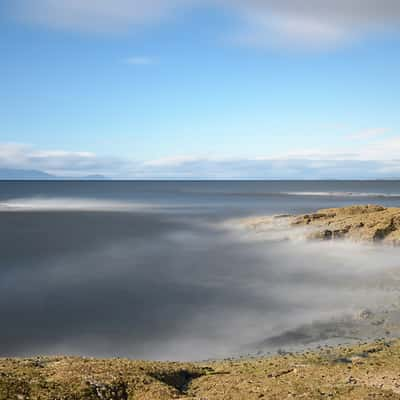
<box><xmin>0</xmin><ymin>168</ymin><xmax>107</xmax><ymax>180</ymax></box>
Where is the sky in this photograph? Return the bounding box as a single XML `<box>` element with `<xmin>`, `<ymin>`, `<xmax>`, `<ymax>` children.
<box><xmin>1</xmin><ymin>0</ymin><xmax>400</xmax><ymax>179</ymax></box>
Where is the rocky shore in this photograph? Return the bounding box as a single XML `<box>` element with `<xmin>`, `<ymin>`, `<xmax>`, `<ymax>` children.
<box><xmin>2</xmin><ymin>339</ymin><xmax>400</xmax><ymax>399</ymax></box>
<box><xmin>292</xmin><ymin>205</ymin><xmax>400</xmax><ymax>244</ymax></box>
<box><xmin>242</xmin><ymin>205</ymin><xmax>400</xmax><ymax>245</ymax></box>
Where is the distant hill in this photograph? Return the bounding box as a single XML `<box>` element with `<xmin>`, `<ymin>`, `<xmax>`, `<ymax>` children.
<box><xmin>0</xmin><ymin>168</ymin><xmax>107</xmax><ymax>180</ymax></box>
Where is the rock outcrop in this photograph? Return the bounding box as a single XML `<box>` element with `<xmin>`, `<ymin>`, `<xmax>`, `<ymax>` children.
<box><xmin>292</xmin><ymin>205</ymin><xmax>400</xmax><ymax>244</ymax></box>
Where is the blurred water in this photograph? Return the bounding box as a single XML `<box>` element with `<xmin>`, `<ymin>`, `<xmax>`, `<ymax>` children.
<box><xmin>1</xmin><ymin>180</ymin><xmax>400</xmax><ymax>360</ymax></box>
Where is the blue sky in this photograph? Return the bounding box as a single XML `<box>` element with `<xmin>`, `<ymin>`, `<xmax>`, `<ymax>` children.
<box><xmin>1</xmin><ymin>1</ymin><xmax>400</xmax><ymax>178</ymax></box>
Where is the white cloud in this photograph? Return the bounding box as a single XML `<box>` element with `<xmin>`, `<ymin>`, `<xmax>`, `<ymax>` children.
<box><xmin>143</xmin><ymin>155</ymin><xmax>203</xmax><ymax>167</ymax></box>
<box><xmin>3</xmin><ymin>136</ymin><xmax>400</xmax><ymax>179</ymax></box>
<box><xmin>0</xmin><ymin>143</ymin><xmax>125</xmax><ymax>177</ymax></box>
<box><xmin>229</xmin><ymin>8</ymin><xmax>351</xmax><ymax>50</ymax></box>
<box><xmin>134</xmin><ymin>135</ymin><xmax>400</xmax><ymax>179</ymax></box>
<box><xmin>358</xmin><ymin>136</ymin><xmax>400</xmax><ymax>161</ymax></box>
<box><xmin>8</xmin><ymin>0</ymin><xmax>400</xmax><ymax>48</ymax></box>
<box><xmin>125</xmin><ymin>56</ymin><xmax>155</xmax><ymax>65</ymax></box>
<box><xmin>11</xmin><ymin>0</ymin><xmax>193</xmax><ymax>33</ymax></box>
<box><xmin>222</xmin><ymin>0</ymin><xmax>400</xmax><ymax>49</ymax></box>
<box><xmin>347</xmin><ymin>128</ymin><xmax>390</xmax><ymax>140</ymax></box>
<box><xmin>131</xmin><ymin>157</ymin><xmax>400</xmax><ymax>179</ymax></box>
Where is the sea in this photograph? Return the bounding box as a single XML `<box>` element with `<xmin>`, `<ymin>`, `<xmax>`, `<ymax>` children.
<box><xmin>2</xmin><ymin>180</ymin><xmax>400</xmax><ymax>361</ymax></box>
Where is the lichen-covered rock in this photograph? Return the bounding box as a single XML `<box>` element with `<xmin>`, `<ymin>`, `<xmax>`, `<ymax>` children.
<box><xmin>292</xmin><ymin>205</ymin><xmax>400</xmax><ymax>244</ymax></box>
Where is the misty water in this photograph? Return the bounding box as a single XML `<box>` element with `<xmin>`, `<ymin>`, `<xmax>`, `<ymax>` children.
<box><xmin>2</xmin><ymin>180</ymin><xmax>400</xmax><ymax>361</ymax></box>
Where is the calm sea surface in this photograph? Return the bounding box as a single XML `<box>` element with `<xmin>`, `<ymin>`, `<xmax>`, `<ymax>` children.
<box><xmin>1</xmin><ymin>180</ymin><xmax>400</xmax><ymax>360</ymax></box>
